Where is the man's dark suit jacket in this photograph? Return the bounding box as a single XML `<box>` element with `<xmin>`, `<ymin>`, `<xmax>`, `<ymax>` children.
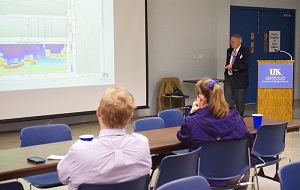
<box><xmin>224</xmin><ymin>46</ymin><xmax>251</xmax><ymax>89</ymax></box>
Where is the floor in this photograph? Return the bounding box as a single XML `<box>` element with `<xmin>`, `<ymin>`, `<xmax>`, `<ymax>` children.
<box><xmin>1</xmin><ymin>101</ymin><xmax>300</xmax><ymax>190</ymax></box>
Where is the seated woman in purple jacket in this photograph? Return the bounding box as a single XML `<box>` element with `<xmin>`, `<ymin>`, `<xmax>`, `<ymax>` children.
<box><xmin>177</xmin><ymin>78</ymin><xmax>253</xmax><ymax>190</ymax></box>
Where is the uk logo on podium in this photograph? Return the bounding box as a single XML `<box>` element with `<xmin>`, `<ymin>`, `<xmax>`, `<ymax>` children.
<box><xmin>258</xmin><ymin>64</ymin><xmax>293</xmax><ymax>88</ymax></box>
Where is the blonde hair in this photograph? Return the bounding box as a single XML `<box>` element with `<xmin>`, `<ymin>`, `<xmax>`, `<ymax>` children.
<box><xmin>195</xmin><ymin>78</ymin><xmax>229</xmax><ymax>118</ymax></box>
<box><xmin>99</xmin><ymin>86</ymin><xmax>136</xmax><ymax>128</ymax></box>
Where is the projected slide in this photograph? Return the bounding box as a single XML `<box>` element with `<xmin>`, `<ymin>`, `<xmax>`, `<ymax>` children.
<box><xmin>0</xmin><ymin>0</ymin><xmax>114</xmax><ymax>91</ymax></box>
<box><xmin>0</xmin><ymin>0</ymin><xmax>147</xmax><ymax>121</ymax></box>
<box><xmin>0</xmin><ymin>44</ymin><xmax>68</xmax><ymax>74</ymax></box>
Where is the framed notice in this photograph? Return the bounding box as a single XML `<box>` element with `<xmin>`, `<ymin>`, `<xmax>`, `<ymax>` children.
<box><xmin>258</xmin><ymin>64</ymin><xmax>293</xmax><ymax>88</ymax></box>
<box><xmin>269</xmin><ymin>31</ymin><xmax>280</xmax><ymax>52</ymax></box>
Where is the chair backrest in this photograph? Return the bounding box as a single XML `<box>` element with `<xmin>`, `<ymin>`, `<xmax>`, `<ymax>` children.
<box><xmin>278</xmin><ymin>161</ymin><xmax>300</xmax><ymax>190</ymax></box>
<box><xmin>153</xmin><ymin>147</ymin><xmax>201</xmax><ymax>189</ymax></box>
<box><xmin>156</xmin><ymin>176</ymin><xmax>211</xmax><ymax>190</ymax></box>
<box><xmin>251</xmin><ymin>122</ymin><xmax>288</xmax><ymax>157</ymax></box>
<box><xmin>199</xmin><ymin>138</ymin><xmax>250</xmax><ymax>181</ymax></box>
<box><xmin>134</xmin><ymin>117</ymin><xmax>165</xmax><ymax>132</ymax></box>
<box><xmin>78</xmin><ymin>174</ymin><xmax>150</xmax><ymax>190</ymax></box>
<box><xmin>0</xmin><ymin>181</ymin><xmax>24</xmax><ymax>190</ymax></box>
<box><xmin>20</xmin><ymin>124</ymin><xmax>72</xmax><ymax>147</ymax></box>
<box><xmin>158</xmin><ymin>109</ymin><xmax>184</xmax><ymax>128</ymax></box>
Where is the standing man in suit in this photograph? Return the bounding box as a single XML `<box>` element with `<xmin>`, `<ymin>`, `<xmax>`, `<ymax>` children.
<box><xmin>224</xmin><ymin>34</ymin><xmax>251</xmax><ymax>117</ymax></box>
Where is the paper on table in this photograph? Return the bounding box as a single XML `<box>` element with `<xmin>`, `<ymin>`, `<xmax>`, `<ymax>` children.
<box><xmin>47</xmin><ymin>155</ymin><xmax>65</xmax><ymax>160</ymax></box>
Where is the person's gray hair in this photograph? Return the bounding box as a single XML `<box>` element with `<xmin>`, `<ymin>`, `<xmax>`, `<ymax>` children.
<box><xmin>231</xmin><ymin>34</ymin><xmax>242</xmax><ymax>43</ymax></box>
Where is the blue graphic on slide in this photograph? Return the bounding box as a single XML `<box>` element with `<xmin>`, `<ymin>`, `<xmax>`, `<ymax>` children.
<box><xmin>0</xmin><ymin>44</ymin><xmax>68</xmax><ymax>75</ymax></box>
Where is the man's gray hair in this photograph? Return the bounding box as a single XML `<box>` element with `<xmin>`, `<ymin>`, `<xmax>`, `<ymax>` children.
<box><xmin>231</xmin><ymin>34</ymin><xmax>242</xmax><ymax>43</ymax></box>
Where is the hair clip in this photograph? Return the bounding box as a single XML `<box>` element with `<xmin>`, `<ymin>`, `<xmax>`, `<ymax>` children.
<box><xmin>208</xmin><ymin>80</ymin><xmax>219</xmax><ymax>91</ymax></box>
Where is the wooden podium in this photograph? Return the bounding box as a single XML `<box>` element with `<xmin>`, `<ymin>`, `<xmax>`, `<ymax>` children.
<box><xmin>257</xmin><ymin>60</ymin><xmax>294</xmax><ymax>121</ymax></box>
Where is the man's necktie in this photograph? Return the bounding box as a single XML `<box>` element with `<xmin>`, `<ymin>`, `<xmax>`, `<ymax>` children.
<box><xmin>228</xmin><ymin>49</ymin><xmax>237</xmax><ymax>75</ymax></box>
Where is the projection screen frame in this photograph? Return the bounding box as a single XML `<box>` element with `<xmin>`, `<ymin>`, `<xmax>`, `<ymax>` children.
<box><xmin>0</xmin><ymin>0</ymin><xmax>149</xmax><ymax>127</ymax></box>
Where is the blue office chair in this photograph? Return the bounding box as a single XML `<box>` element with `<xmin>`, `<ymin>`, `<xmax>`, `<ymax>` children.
<box><xmin>78</xmin><ymin>174</ymin><xmax>150</xmax><ymax>190</ymax></box>
<box><xmin>156</xmin><ymin>176</ymin><xmax>211</xmax><ymax>190</ymax></box>
<box><xmin>0</xmin><ymin>181</ymin><xmax>24</xmax><ymax>190</ymax></box>
<box><xmin>251</xmin><ymin>122</ymin><xmax>289</xmax><ymax>190</ymax></box>
<box><xmin>158</xmin><ymin>109</ymin><xmax>184</xmax><ymax>128</ymax></box>
<box><xmin>134</xmin><ymin>116</ymin><xmax>166</xmax><ymax>180</ymax></box>
<box><xmin>158</xmin><ymin>109</ymin><xmax>188</xmax><ymax>154</ymax></box>
<box><xmin>134</xmin><ymin>117</ymin><xmax>165</xmax><ymax>132</ymax></box>
<box><xmin>198</xmin><ymin>138</ymin><xmax>253</xmax><ymax>189</ymax></box>
<box><xmin>152</xmin><ymin>147</ymin><xmax>201</xmax><ymax>190</ymax></box>
<box><xmin>278</xmin><ymin>161</ymin><xmax>300</xmax><ymax>190</ymax></box>
<box><xmin>20</xmin><ymin>124</ymin><xmax>72</xmax><ymax>190</ymax></box>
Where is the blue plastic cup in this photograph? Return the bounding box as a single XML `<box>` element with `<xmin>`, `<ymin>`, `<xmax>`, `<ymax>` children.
<box><xmin>79</xmin><ymin>135</ymin><xmax>94</xmax><ymax>141</ymax></box>
<box><xmin>252</xmin><ymin>114</ymin><xmax>263</xmax><ymax>130</ymax></box>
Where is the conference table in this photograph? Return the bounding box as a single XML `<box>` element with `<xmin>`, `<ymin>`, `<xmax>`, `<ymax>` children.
<box><xmin>0</xmin><ymin>117</ymin><xmax>299</xmax><ymax>181</ymax></box>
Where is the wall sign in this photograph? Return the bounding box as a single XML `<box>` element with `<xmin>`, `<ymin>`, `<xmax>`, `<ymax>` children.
<box><xmin>269</xmin><ymin>31</ymin><xmax>280</xmax><ymax>52</ymax></box>
<box><xmin>250</xmin><ymin>32</ymin><xmax>254</xmax><ymax>53</ymax></box>
<box><xmin>263</xmin><ymin>33</ymin><xmax>267</xmax><ymax>53</ymax></box>
<box><xmin>258</xmin><ymin>64</ymin><xmax>293</xmax><ymax>88</ymax></box>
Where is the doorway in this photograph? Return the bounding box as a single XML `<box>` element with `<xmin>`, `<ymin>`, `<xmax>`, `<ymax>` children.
<box><xmin>230</xmin><ymin>6</ymin><xmax>295</xmax><ymax>104</ymax></box>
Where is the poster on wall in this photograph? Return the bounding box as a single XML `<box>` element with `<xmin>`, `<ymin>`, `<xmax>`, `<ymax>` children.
<box><xmin>269</xmin><ymin>31</ymin><xmax>280</xmax><ymax>52</ymax></box>
<box><xmin>264</xmin><ymin>33</ymin><xmax>268</xmax><ymax>53</ymax></box>
<box><xmin>250</xmin><ymin>32</ymin><xmax>254</xmax><ymax>53</ymax></box>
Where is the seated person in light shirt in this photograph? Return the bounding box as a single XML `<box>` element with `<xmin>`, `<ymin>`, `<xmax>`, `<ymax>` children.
<box><xmin>57</xmin><ymin>86</ymin><xmax>152</xmax><ymax>190</ymax></box>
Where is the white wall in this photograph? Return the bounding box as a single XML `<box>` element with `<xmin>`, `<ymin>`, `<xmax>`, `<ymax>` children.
<box><xmin>135</xmin><ymin>0</ymin><xmax>299</xmax><ymax>117</ymax></box>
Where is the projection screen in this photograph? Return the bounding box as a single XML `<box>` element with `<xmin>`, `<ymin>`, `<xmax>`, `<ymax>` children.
<box><xmin>0</xmin><ymin>0</ymin><xmax>147</xmax><ymax>121</ymax></box>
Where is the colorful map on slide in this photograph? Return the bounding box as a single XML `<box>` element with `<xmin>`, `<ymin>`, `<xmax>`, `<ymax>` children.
<box><xmin>0</xmin><ymin>44</ymin><xmax>68</xmax><ymax>75</ymax></box>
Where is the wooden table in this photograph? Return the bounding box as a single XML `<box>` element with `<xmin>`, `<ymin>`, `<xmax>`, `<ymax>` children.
<box><xmin>138</xmin><ymin>117</ymin><xmax>300</xmax><ymax>155</ymax></box>
<box><xmin>0</xmin><ymin>117</ymin><xmax>299</xmax><ymax>181</ymax></box>
<box><xmin>0</xmin><ymin>140</ymin><xmax>74</xmax><ymax>181</ymax></box>
<box><xmin>243</xmin><ymin>117</ymin><xmax>300</xmax><ymax>133</ymax></box>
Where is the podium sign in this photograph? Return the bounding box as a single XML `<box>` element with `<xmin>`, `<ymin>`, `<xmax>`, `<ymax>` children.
<box><xmin>258</xmin><ymin>64</ymin><xmax>293</xmax><ymax>88</ymax></box>
<box><xmin>257</xmin><ymin>60</ymin><xmax>294</xmax><ymax>121</ymax></box>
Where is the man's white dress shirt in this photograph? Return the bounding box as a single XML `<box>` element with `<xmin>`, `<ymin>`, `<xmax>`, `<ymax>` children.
<box><xmin>57</xmin><ymin>128</ymin><xmax>152</xmax><ymax>190</ymax></box>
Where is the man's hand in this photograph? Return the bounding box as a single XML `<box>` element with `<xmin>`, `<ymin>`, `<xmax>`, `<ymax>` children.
<box><xmin>225</xmin><ymin>64</ymin><xmax>232</xmax><ymax>69</ymax></box>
